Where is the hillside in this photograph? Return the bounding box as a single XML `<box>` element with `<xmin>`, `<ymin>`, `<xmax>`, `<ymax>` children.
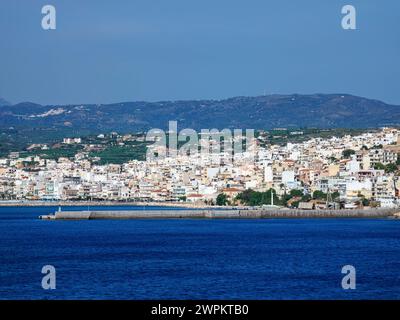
<box><xmin>0</xmin><ymin>94</ymin><xmax>399</xmax><ymax>134</ymax></box>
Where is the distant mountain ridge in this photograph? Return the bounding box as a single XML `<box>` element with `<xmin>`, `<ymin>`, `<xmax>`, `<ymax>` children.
<box><xmin>0</xmin><ymin>97</ymin><xmax>11</xmax><ymax>106</ymax></box>
<box><xmin>0</xmin><ymin>94</ymin><xmax>399</xmax><ymax>133</ymax></box>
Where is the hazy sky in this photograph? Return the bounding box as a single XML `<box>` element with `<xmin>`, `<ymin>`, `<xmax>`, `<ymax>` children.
<box><xmin>0</xmin><ymin>0</ymin><xmax>399</xmax><ymax>105</ymax></box>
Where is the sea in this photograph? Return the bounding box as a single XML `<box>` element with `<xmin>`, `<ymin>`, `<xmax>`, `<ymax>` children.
<box><xmin>0</xmin><ymin>205</ymin><xmax>399</xmax><ymax>300</ymax></box>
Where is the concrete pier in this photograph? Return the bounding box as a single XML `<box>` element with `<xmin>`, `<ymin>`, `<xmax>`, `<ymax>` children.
<box><xmin>38</xmin><ymin>208</ymin><xmax>400</xmax><ymax>220</ymax></box>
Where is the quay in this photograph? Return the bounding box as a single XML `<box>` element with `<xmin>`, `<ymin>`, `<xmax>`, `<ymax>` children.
<box><xmin>39</xmin><ymin>208</ymin><xmax>400</xmax><ymax>220</ymax></box>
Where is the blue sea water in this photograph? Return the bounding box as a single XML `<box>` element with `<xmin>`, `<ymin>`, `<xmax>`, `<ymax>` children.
<box><xmin>0</xmin><ymin>206</ymin><xmax>399</xmax><ymax>300</ymax></box>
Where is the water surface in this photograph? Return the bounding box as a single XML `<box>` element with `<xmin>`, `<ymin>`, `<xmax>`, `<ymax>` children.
<box><xmin>0</xmin><ymin>206</ymin><xmax>399</xmax><ymax>299</ymax></box>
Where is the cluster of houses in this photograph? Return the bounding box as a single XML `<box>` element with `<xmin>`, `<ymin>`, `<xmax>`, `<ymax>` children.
<box><xmin>0</xmin><ymin>128</ymin><xmax>399</xmax><ymax>208</ymax></box>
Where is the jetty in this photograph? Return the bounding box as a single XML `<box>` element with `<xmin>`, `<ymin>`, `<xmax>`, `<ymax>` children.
<box><xmin>39</xmin><ymin>208</ymin><xmax>400</xmax><ymax>220</ymax></box>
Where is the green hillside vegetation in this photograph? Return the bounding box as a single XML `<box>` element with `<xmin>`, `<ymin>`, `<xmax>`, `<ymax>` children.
<box><xmin>89</xmin><ymin>144</ymin><xmax>149</xmax><ymax>164</ymax></box>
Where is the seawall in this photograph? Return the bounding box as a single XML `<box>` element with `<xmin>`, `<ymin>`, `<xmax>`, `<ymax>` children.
<box><xmin>40</xmin><ymin>208</ymin><xmax>400</xmax><ymax>220</ymax></box>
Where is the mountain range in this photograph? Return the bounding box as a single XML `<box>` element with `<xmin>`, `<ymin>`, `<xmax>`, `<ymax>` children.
<box><xmin>0</xmin><ymin>98</ymin><xmax>10</xmax><ymax>106</ymax></box>
<box><xmin>0</xmin><ymin>94</ymin><xmax>399</xmax><ymax>133</ymax></box>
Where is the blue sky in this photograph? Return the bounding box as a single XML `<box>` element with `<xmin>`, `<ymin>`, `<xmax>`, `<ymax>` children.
<box><xmin>0</xmin><ymin>0</ymin><xmax>399</xmax><ymax>105</ymax></box>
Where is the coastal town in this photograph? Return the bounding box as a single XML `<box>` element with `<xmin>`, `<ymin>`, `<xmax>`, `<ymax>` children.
<box><xmin>0</xmin><ymin>127</ymin><xmax>399</xmax><ymax>209</ymax></box>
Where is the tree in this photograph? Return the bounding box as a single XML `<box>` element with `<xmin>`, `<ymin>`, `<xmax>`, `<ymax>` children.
<box><xmin>281</xmin><ymin>193</ymin><xmax>292</xmax><ymax>207</ymax></box>
<box><xmin>385</xmin><ymin>163</ymin><xmax>397</xmax><ymax>173</ymax></box>
<box><xmin>236</xmin><ymin>188</ymin><xmax>280</xmax><ymax>206</ymax></box>
<box><xmin>331</xmin><ymin>191</ymin><xmax>340</xmax><ymax>201</ymax></box>
<box><xmin>290</xmin><ymin>189</ymin><xmax>304</xmax><ymax>197</ymax></box>
<box><xmin>374</xmin><ymin>162</ymin><xmax>386</xmax><ymax>170</ymax></box>
<box><xmin>342</xmin><ymin>149</ymin><xmax>355</xmax><ymax>159</ymax></box>
<box><xmin>216</xmin><ymin>193</ymin><xmax>228</xmax><ymax>206</ymax></box>
<box><xmin>291</xmin><ymin>200</ymin><xmax>300</xmax><ymax>208</ymax></box>
<box><xmin>328</xmin><ymin>156</ymin><xmax>337</xmax><ymax>163</ymax></box>
<box><xmin>235</xmin><ymin>189</ymin><xmax>254</xmax><ymax>204</ymax></box>
<box><xmin>313</xmin><ymin>190</ymin><xmax>327</xmax><ymax>200</ymax></box>
<box><xmin>362</xmin><ymin>198</ymin><xmax>370</xmax><ymax>207</ymax></box>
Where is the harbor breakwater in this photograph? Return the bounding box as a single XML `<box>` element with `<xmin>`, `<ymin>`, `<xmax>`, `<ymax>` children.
<box><xmin>40</xmin><ymin>208</ymin><xmax>400</xmax><ymax>220</ymax></box>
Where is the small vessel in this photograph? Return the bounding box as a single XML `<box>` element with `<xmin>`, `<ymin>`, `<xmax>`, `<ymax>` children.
<box><xmin>39</xmin><ymin>215</ymin><xmax>55</xmax><ymax>220</ymax></box>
